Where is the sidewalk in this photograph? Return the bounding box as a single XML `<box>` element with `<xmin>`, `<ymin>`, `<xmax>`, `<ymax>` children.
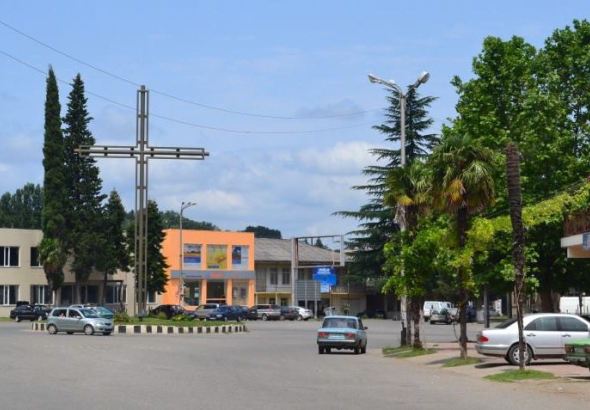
<box><xmin>405</xmin><ymin>342</ymin><xmax>590</xmax><ymax>380</ymax></box>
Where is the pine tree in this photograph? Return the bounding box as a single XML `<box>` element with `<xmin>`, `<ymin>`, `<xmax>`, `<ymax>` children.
<box><xmin>97</xmin><ymin>190</ymin><xmax>130</xmax><ymax>307</ymax></box>
<box><xmin>40</xmin><ymin>67</ymin><xmax>67</xmax><ymax>292</ymax></box>
<box><xmin>127</xmin><ymin>200</ymin><xmax>170</xmax><ymax>296</ymax></box>
<box><xmin>335</xmin><ymin>88</ymin><xmax>437</xmax><ymax>284</ymax></box>
<box><xmin>146</xmin><ymin>200</ymin><xmax>170</xmax><ymax>294</ymax></box>
<box><xmin>62</xmin><ymin>74</ymin><xmax>106</xmax><ymax>302</ymax></box>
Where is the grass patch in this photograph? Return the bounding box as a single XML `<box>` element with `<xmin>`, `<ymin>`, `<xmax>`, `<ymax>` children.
<box><xmin>485</xmin><ymin>369</ymin><xmax>556</xmax><ymax>383</ymax></box>
<box><xmin>442</xmin><ymin>357</ymin><xmax>482</xmax><ymax>367</ymax></box>
<box><xmin>382</xmin><ymin>346</ymin><xmax>436</xmax><ymax>358</ymax></box>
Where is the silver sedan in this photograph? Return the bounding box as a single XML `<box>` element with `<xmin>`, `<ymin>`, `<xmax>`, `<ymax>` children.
<box><xmin>475</xmin><ymin>313</ymin><xmax>590</xmax><ymax>365</ymax></box>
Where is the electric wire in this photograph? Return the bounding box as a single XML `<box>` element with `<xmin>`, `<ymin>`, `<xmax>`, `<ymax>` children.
<box><xmin>0</xmin><ymin>19</ymin><xmax>380</xmax><ymax>120</ymax></box>
<box><xmin>0</xmin><ymin>49</ymin><xmax>374</xmax><ymax>135</ymax></box>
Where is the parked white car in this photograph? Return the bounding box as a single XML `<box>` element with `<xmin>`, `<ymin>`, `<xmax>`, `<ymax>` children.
<box><xmin>475</xmin><ymin>313</ymin><xmax>590</xmax><ymax>365</ymax></box>
<box><xmin>292</xmin><ymin>306</ymin><xmax>313</xmax><ymax>321</ymax></box>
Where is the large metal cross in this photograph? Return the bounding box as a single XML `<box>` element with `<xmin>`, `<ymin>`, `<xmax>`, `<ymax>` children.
<box><xmin>76</xmin><ymin>86</ymin><xmax>209</xmax><ymax>316</ymax></box>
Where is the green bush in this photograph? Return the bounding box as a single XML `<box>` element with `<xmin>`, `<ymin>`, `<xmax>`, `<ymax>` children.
<box><xmin>156</xmin><ymin>312</ymin><xmax>168</xmax><ymax>321</ymax></box>
<box><xmin>172</xmin><ymin>314</ymin><xmax>193</xmax><ymax>322</ymax></box>
<box><xmin>114</xmin><ymin>311</ymin><xmax>131</xmax><ymax>323</ymax></box>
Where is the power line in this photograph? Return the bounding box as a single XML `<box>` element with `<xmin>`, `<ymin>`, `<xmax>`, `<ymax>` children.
<box><xmin>0</xmin><ymin>19</ymin><xmax>380</xmax><ymax>120</ymax></box>
<box><xmin>0</xmin><ymin>49</ymin><xmax>373</xmax><ymax>135</ymax></box>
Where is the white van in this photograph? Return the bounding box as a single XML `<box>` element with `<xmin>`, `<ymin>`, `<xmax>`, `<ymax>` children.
<box><xmin>423</xmin><ymin>301</ymin><xmax>453</xmax><ymax>321</ymax></box>
<box><xmin>560</xmin><ymin>296</ymin><xmax>590</xmax><ymax>314</ymax></box>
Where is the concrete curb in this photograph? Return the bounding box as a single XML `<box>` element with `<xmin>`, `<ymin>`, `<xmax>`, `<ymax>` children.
<box><xmin>31</xmin><ymin>322</ymin><xmax>247</xmax><ymax>335</ymax></box>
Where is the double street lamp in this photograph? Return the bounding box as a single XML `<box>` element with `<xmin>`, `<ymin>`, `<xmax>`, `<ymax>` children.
<box><xmin>368</xmin><ymin>71</ymin><xmax>430</xmax><ymax>166</ymax></box>
<box><xmin>179</xmin><ymin>201</ymin><xmax>197</xmax><ymax>305</ymax></box>
<box><xmin>368</xmin><ymin>71</ymin><xmax>430</xmax><ymax>343</ymax></box>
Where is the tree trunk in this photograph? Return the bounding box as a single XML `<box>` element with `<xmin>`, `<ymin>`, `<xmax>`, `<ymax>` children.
<box><xmin>411</xmin><ymin>295</ymin><xmax>423</xmax><ymax>349</ymax></box>
<box><xmin>102</xmin><ymin>272</ymin><xmax>108</xmax><ymax>306</ymax></box>
<box><xmin>457</xmin><ymin>206</ymin><xmax>469</xmax><ymax>359</ymax></box>
<box><xmin>405</xmin><ymin>298</ymin><xmax>412</xmax><ymax>346</ymax></box>
<box><xmin>506</xmin><ymin>142</ymin><xmax>526</xmax><ymax>370</ymax></box>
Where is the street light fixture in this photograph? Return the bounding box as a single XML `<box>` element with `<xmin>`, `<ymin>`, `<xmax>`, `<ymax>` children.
<box><xmin>179</xmin><ymin>201</ymin><xmax>196</xmax><ymax>305</ymax></box>
<box><xmin>368</xmin><ymin>71</ymin><xmax>430</xmax><ymax>343</ymax></box>
<box><xmin>368</xmin><ymin>71</ymin><xmax>429</xmax><ymax>166</ymax></box>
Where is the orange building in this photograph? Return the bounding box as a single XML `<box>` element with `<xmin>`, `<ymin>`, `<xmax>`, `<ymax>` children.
<box><xmin>161</xmin><ymin>229</ymin><xmax>255</xmax><ymax>308</ymax></box>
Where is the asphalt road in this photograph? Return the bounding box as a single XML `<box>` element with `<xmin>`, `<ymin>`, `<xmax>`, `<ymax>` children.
<box><xmin>0</xmin><ymin>319</ymin><xmax>584</xmax><ymax>410</ymax></box>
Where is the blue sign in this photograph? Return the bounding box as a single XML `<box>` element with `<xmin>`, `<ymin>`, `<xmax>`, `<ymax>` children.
<box><xmin>312</xmin><ymin>267</ymin><xmax>337</xmax><ymax>292</ymax></box>
<box><xmin>584</xmin><ymin>233</ymin><xmax>590</xmax><ymax>250</ymax></box>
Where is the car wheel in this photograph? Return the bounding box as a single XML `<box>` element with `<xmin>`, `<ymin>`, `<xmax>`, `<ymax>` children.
<box><xmin>47</xmin><ymin>324</ymin><xmax>58</xmax><ymax>335</ymax></box>
<box><xmin>318</xmin><ymin>346</ymin><xmax>324</xmax><ymax>354</ymax></box>
<box><xmin>354</xmin><ymin>346</ymin><xmax>360</xmax><ymax>354</ymax></box>
<box><xmin>361</xmin><ymin>343</ymin><xmax>367</xmax><ymax>354</ymax></box>
<box><xmin>103</xmin><ymin>332</ymin><xmax>111</xmax><ymax>336</ymax></box>
<box><xmin>297</xmin><ymin>315</ymin><xmax>303</xmax><ymax>321</ymax></box>
<box><xmin>261</xmin><ymin>314</ymin><xmax>268</xmax><ymax>321</ymax></box>
<box><xmin>325</xmin><ymin>347</ymin><xmax>331</xmax><ymax>354</ymax></box>
<box><xmin>84</xmin><ymin>324</ymin><xmax>95</xmax><ymax>336</ymax></box>
<box><xmin>507</xmin><ymin>343</ymin><xmax>532</xmax><ymax>366</ymax></box>
<box><xmin>66</xmin><ymin>332</ymin><xmax>74</xmax><ymax>335</ymax></box>
<box><xmin>15</xmin><ymin>316</ymin><xmax>21</xmax><ymax>323</ymax></box>
<box><xmin>429</xmin><ymin>320</ymin><xmax>434</xmax><ymax>325</ymax></box>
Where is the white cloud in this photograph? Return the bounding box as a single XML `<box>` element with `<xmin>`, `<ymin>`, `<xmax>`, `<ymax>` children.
<box><xmin>297</xmin><ymin>141</ymin><xmax>375</xmax><ymax>174</ymax></box>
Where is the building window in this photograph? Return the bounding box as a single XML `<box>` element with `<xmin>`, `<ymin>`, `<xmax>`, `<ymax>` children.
<box><xmin>147</xmin><ymin>291</ymin><xmax>156</xmax><ymax>304</ymax></box>
<box><xmin>30</xmin><ymin>247</ymin><xmax>41</xmax><ymax>267</ymax></box>
<box><xmin>106</xmin><ymin>283</ymin><xmax>126</xmax><ymax>304</ymax></box>
<box><xmin>31</xmin><ymin>285</ymin><xmax>50</xmax><ymax>305</ymax></box>
<box><xmin>297</xmin><ymin>270</ymin><xmax>305</xmax><ymax>281</ymax></box>
<box><xmin>0</xmin><ymin>247</ymin><xmax>19</xmax><ymax>267</ymax></box>
<box><xmin>81</xmin><ymin>285</ymin><xmax>99</xmax><ymax>304</ymax></box>
<box><xmin>282</xmin><ymin>268</ymin><xmax>290</xmax><ymax>285</ymax></box>
<box><xmin>270</xmin><ymin>268</ymin><xmax>278</xmax><ymax>285</ymax></box>
<box><xmin>0</xmin><ymin>285</ymin><xmax>18</xmax><ymax>305</ymax></box>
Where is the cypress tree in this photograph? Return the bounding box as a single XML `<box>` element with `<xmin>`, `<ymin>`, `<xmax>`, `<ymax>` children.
<box><xmin>40</xmin><ymin>67</ymin><xmax>66</xmax><ymax>292</ymax></box>
<box><xmin>62</xmin><ymin>74</ymin><xmax>107</xmax><ymax>303</ymax></box>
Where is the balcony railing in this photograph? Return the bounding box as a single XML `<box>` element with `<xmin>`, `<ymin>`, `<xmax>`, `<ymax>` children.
<box><xmin>564</xmin><ymin>210</ymin><xmax>590</xmax><ymax>237</ymax></box>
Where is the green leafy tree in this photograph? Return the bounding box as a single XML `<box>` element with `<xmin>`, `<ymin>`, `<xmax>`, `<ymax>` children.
<box><xmin>62</xmin><ymin>74</ymin><xmax>106</xmax><ymax>303</ymax></box>
<box><xmin>452</xmin><ymin>28</ymin><xmax>590</xmax><ymax>308</ymax></box>
<box><xmin>0</xmin><ymin>183</ymin><xmax>42</xmax><ymax>229</ymax></box>
<box><xmin>429</xmin><ymin>132</ymin><xmax>497</xmax><ymax>358</ymax></box>
<box><xmin>243</xmin><ymin>225</ymin><xmax>282</xmax><ymax>239</ymax></box>
<box><xmin>336</xmin><ymin>87</ymin><xmax>438</xmax><ymax>287</ymax></box>
<box><xmin>97</xmin><ymin>191</ymin><xmax>130</xmax><ymax>307</ymax></box>
<box><xmin>40</xmin><ymin>67</ymin><xmax>66</xmax><ymax>292</ymax></box>
<box><xmin>160</xmin><ymin>210</ymin><xmax>219</xmax><ymax>230</ymax></box>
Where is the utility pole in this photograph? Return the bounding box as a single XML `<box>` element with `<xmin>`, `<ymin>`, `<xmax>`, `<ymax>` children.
<box><xmin>76</xmin><ymin>86</ymin><xmax>209</xmax><ymax>316</ymax></box>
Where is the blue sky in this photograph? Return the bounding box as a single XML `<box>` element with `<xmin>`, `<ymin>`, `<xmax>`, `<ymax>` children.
<box><xmin>0</xmin><ymin>1</ymin><xmax>587</xmax><ymax>240</ymax></box>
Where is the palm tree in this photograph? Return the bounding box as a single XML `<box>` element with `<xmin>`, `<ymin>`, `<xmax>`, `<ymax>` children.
<box><xmin>429</xmin><ymin>133</ymin><xmax>497</xmax><ymax>358</ymax></box>
<box><xmin>384</xmin><ymin>161</ymin><xmax>431</xmax><ymax>348</ymax></box>
<box><xmin>505</xmin><ymin>142</ymin><xmax>526</xmax><ymax>369</ymax></box>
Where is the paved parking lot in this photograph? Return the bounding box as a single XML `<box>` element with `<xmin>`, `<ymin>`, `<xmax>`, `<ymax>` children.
<box><xmin>1</xmin><ymin>319</ymin><xmax>589</xmax><ymax>409</ymax></box>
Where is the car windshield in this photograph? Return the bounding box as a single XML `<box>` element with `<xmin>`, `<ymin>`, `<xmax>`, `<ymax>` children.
<box><xmin>494</xmin><ymin>318</ymin><xmax>517</xmax><ymax>329</ymax></box>
<box><xmin>323</xmin><ymin>318</ymin><xmax>358</xmax><ymax>329</ymax></box>
<box><xmin>80</xmin><ymin>308</ymin><xmax>100</xmax><ymax>318</ymax></box>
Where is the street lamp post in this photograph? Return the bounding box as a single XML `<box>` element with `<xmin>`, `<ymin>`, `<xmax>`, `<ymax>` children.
<box><xmin>179</xmin><ymin>201</ymin><xmax>196</xmax><ymax>305</ymax></box>
<box><xmin>368</xmin><ymin>71</ymin><xmax>430</xmax><ymax>344</ymax></box>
